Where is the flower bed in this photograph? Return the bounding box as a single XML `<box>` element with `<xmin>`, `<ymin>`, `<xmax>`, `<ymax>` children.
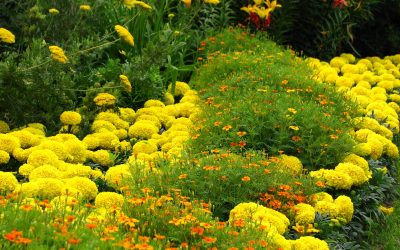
<box><xmin>1</xmin><ymin>28</ymin><xmax>399</xmax><ymax>249</ymax></box>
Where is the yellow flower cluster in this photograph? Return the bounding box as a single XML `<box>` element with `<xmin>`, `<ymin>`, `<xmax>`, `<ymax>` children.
<box><xmin>115</xmin><ymin>25</ymin><xmax>134</xmax><ymax>47</ymax></box>
<box><xmin>204</xmin><ymin>0</ymin><xmax>220</xmax><ymax>4</ymax></box>
<box><xmin>49</xmin><ymin>45</ymin><xmax>68</xmax><ymax>63</ymax></box>
<box><xmin>79</xmin><ymin>5</ymin><xmax>91</xmax><ymax>11</ymax></box>
<box><xmin>240</xmin><ymin>0</ymin><xmax>282</xmax><ymax>20</ymax></box>
<box><xmin>60</xmin><ymin>111</ymin><xmax>82</xmax><ymax>125</ymax></box>
<box><xmin>0</xmin><ymin>28</ymin><xmax>15</xmax><ymax>43</ymax></box>
<box><xmin>48</xmin><ymin>8</ymin><xmax>59</xmax><ymax>14</ymax></box>
<box><xmin>119</xmin><ymin>74</ymin><xmax>132</xmax><ymax>92</ymax></box>
<box><xmin>277</xmin><ymin>154</ymin><xmax>303</xmax><ymax>175</ymax></box>
<box><xmin>229</xmin><ymin>202</ymin><xmax>290</xmax><ymax>235</ymax></box>
<box><xmin>95</xmin><ymin>192</ymin><xmax>124</xmax><ymax>209</ymax></box>
<box><xmin>123</xmin><ymin>0</ymin><xmax>152</xmax><ymax>10</ymax></box>
<box><xmin>0</xmin><ymin>150</ymin><xmax>10</xmax><ymax>164</ymax></box>
<box><xmin>93</xmin><ymin>92</ymin><xmax>117</xmax><ymax>107</ymax></box>
<box><xmin>0</xmin><ymin>171</ymin><xmax>19</xmax><ymax>193</ymax></box>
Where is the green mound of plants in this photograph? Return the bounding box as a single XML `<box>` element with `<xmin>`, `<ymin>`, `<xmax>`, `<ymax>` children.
<box><xmin>189</xmin><ymin>28</ymin><xmax>359</xmax><ymax>169</ymax></box>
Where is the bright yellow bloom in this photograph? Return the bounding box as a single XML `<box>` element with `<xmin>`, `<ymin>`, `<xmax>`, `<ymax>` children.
<box><xmin>49</xmin><ymin>45</ymin><xmax>68</xmax><ymax>63</ymax></box>
<box><xmin>182</xmin><ymin>0</ymin><xmax>191</xmax><ymax>8</ymax></box>
<box><xmin>124</xmin><ymin>0</ymin><xmax>152</xmax><ymax>9</ymax></box>
<box><xmin>48</xmin><ymin>8</ymin><xmax>60</xmax><ymax>14</ymax></box>
<box><xmin>119</xmin><ymin>75</ymin><xmax>132</xmax><ymax>92</ymax></box>
<box><xmin>79</xmin><ymin>5</ymin><xmax>91</xmax><ymax>11</ymax></box>
<box><xmin>93</xmin><ymin>93</ymin><xmax>117</xmax><ymax>107</ymax></box>
<box><xmin>204</xmin><ymin>0</ymin><xmax>220</xmax><ymax>4</ymax></box>
<box><xmin>0</xmin><ymin>28</ymin><xmax>15</xmax><ymax>43</ymax></box>
<box><xmin>115</xmin><ymin>25</ymin><xmax>134</xmax><ymax>47</ymax></box>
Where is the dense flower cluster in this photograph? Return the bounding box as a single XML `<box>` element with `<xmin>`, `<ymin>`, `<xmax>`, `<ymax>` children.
<box><xmin>48</xmin><ymin>45</ymin><xmax>68</xmax><ymax>63</ymax></box>
<box><xmin>115</xmin><ymin>25</ymin><xmax>134</xmax><ymax>47</ymax></box>
<box><xmin>0</xmin><ymin>27</ymin><xmax>15</xmax><ymax>43</ymax></box>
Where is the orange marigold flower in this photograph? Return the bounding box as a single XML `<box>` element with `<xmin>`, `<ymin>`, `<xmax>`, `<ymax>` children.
<box><xmin>86</xmin><ymin>223</ymin><xmax>97</xmax><ymax>230</ymax></box>
<box><xmin>203</xmin><ymin>236</ymin><xmax>217</xmax><ymax>244</ymax></box>
<box><xmin>241</xmin><ymin>176</ymin><xmax>251</xmax><ymax>182</ymax></box>
<box><xmin>214</xmin><ymin>121</ymin><xmax>222</xmax><ymax>126</ymax></box>
<box><xmin>178</xmin><ymin>174</ymin><xmax>188</xmax><ymax>179</ymax></box>
<box><xmin>223</xmin><ymin>125</ymin><xmax>232</xmax><ymax>131</ymax></box>
<box><xmin>237</xmin><ymin>131</ymin><xmax>247</xmax><ymax>136</ymax></box>
<box><xmin>238</xmin><ymin>141</ymin><xmax>247</xmax><ymax>148</ymax></box>
<box><xmin>292</xmin><ymin>135</ymin><xmax>301</xmax><ymax>142</ymax></box>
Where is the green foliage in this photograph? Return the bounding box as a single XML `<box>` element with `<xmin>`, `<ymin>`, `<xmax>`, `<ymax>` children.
<box><xmin>0</xmin><ymin>0</ymin><xmax>237</xmax><ymax>131</ymax></box>
<box><xmin>0</xmin><ymin>40</ymin><xmax>76</xmax><ymax>132</ymax></box>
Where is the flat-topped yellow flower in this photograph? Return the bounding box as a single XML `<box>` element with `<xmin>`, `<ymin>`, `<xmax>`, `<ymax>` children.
<box><xmin>119</xmin><ymin>74</ymin><xmax>132</xmax><ymax>92</ymax></box>
<box><xmin>0</xmin><ymin>28</ymin><xmax>15</xmax><ymax>44</ymax></box>
<box><xmin>204</xmin><ymin>0</ymin><xmax>220</xmax><ymax>4</ymax></box>
<box><xmin>115</xmin><ymin>25</ymin><xmax>134</xmax><ymax>47</ymax></box>
<box><xmin>123</xmin><ymin>0</ymin><xmax>152</xmax><ymax>10</ymax></box>
<box><xmin>49</xmin><ymin>45</ymin><xmax>68</xmax><ymax>63</ymax></box>
<box><xmin>94</xmin><ymin>93</ymin><xmax>117</xmax><ymax>107</ymax></box>
<box><xmin>79</xmin><ymin>5</ymin><xmax>91</xmax><ymax>11</ymax></box>
<box><xmin>48</xmin><ymin>8</ymin><xmax>60</xmax><ymax>14</ymax></box>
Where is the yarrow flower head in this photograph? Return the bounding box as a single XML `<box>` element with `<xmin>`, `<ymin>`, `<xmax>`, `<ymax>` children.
<box><xmin>115</xmin><ymin>25</ymin><xmax>134</xmax><ymax>47</ymax></box>
<box><xmin>119</xmin><ymin>75</ymin><xmax>132</xmax><ymax>92</ymax></box>
<box><xmin>204</xmin><ymin>0</ymin><xmax>220</xmax><ymax>4</ymax></box>
<box><xmin>93</xmin><ymin>93</ymin><xmax>117</xmax><ymax>107</ymax></box>
<box><xmin>79</xmin><ymin>5</ymin><xmax>91</xmax><ymax>11</ymax></box>
<box><xmin>0</xmin><ymin>28</ymin><xmax>15</xmax><ymax>44</ymax></box>
<box><xmin>124</xmin><ymin>0</ymin><xmax>152</xmax><ymax>10</ymax></box>
<box><xmin>48</xmin><ymin>8</ymin><xmax>60</xmax><ymax>14</ymax></box>
<box><xmin>49</xmin><ymin>45</ymin><xmax>68</xmax><ymax>63</ymax></box>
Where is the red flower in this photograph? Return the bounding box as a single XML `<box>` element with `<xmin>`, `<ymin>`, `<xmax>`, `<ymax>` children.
<box><xmin>333</xmin><ymin>0</ymin><xmax>348</xmax><ymax>9</ymax></box>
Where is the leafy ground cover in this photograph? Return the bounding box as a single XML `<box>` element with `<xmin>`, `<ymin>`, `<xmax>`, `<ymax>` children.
<box><xmin>1</xmin><ymin>13</ymin><xmax>400</xmax><ymax>250</ymax></box>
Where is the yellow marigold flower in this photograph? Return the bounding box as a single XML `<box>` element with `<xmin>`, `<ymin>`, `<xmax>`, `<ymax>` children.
<box><xmin>144</xmin><ymin>99</ymin><xmax>165</xmax><ymax>108</ymax></box>
<box><xmin>168</xmin><ymin>81</ymin><xmax>191</xmax><ymax>96</ymax></box>
<box><xmin>0</xmin><ymin>134</ymin><xmax>21</xmax><ymax>153</ymax></box>
<box><xmin>0</xmin><ymin>120</ymin><xmax>10</xmax><ymax>133</ymax></box>
<box><xmin>49</xmin><ymin>45</ymin><xmax>68</xmax><ymax>63</ymax></box>
<box><xmin>48</xmin><ymin>8</ymin><xmax>59</xmax><ymax>14</ymax></box>
<box><xmin>0</xmin><ymin>150</ymin><xmax>10</xmax><ymax>164</ymax></box>
<box><xmin>119</xmin><ymin>74</ymin><xmax>132</xmax><ymax>92</ymax></box>
<box><xmin>315</xmin><ymin>200</ymin><xmax>339</xmax><ymax>218</ymax></box>
<box><xmin>292</xmin><ymin>236</ymin><xmax>329</xmax><ymax>250</ymax></box>
<box><xmin>128</xmin><ymin>121</ymin><xmax>159</xmax><ymax>139</ymax></box>
<box><xmin>79</xmin><ymin>5</ymin><xmax>91</xmax><ymax>11</ymax></box>
<box><xmin>64</xmin><ymin>139</ymin><xmax>87</xmax><ymax>163</ymax></box>
<box><xmin>64</xmin><ymin>177</ymin><xmax>98</xmax><ymax>200</ymax></box>
<box><xmin>294</xmin><ymin>203</ymin><xmax>315</xmax><ymax>224</ymax></box>
<box><xmin>277</xmin><ymin>154</ymin><xmax>303</xmax><ymax>175</ymax></box>
<box><xmin>33</xmin><ymin>178</ymin><xmax>64</xmax><ymax>199</ymax></box>
<box><xmin>27</xmin><ymin>149</ymin><xmax>59</xmax><ymax>167</ymax></box>
<box><xmin>164</xmin><ymin>92</ymin><xmax>175</xmax><ymax>105</ymax></box>
<box><xmin>29</xmin><ymin>164</ymin><xmax>62</xmax><ymax>181</ymax></box>
<box><xmin>119</xmin><ymin>108</ymin><xmax>136</xmax><ymax>123</ymax></box>
<box><xmin>335</xmin><ymin>162</ymin><xmax>368</xmax><ymax>186</ymax></box>
<box><xmin>334</xmin><ymin>195</ymin><xmax>354</xmax><ymax>223</ymax></box>
<box><xmin>60</xmin><ymin>111</ymin><xmax>82</xmax><ymax>125</ymax></box>
<box><xmin>95</xmin><ymin>192</ymin><xmax>124</xmax><ymax>209</ymax></box>
<box><xmin>90</xmin><ymin>149</ymin><xmax>113</xmax><ymax>167</ymax></box>
<box><xmin>115</xmin><ymin>25</ymin><xmax>134</xmax><ymax>46</ymax></box>
<box><xmin>93</xmin><ymin>93</ymin><xmax>116</xmax><ymax>107</ymax></box>
<box><xmin>0</xmin><ymin>28</ymin><xmax>15</xmax><ymax>44</ymax></box>
<box><xmin>132</xmin><ymin>140</ymin><xmax>158</xmax><ymax>155</ymax></box>
<box><xmin>0</xmin><ymin>171</ymin><xmax>19</xmax><ymax>193</ymax></box>
<box><xmin>204</xmin><ymin>0</ymin><xmax>220</xmax><ymax>4</ymax></box>
<box><xmin>105</xmin><ymin>165</ymin><xmax>132</xmax><ymax>189</ymax></box>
